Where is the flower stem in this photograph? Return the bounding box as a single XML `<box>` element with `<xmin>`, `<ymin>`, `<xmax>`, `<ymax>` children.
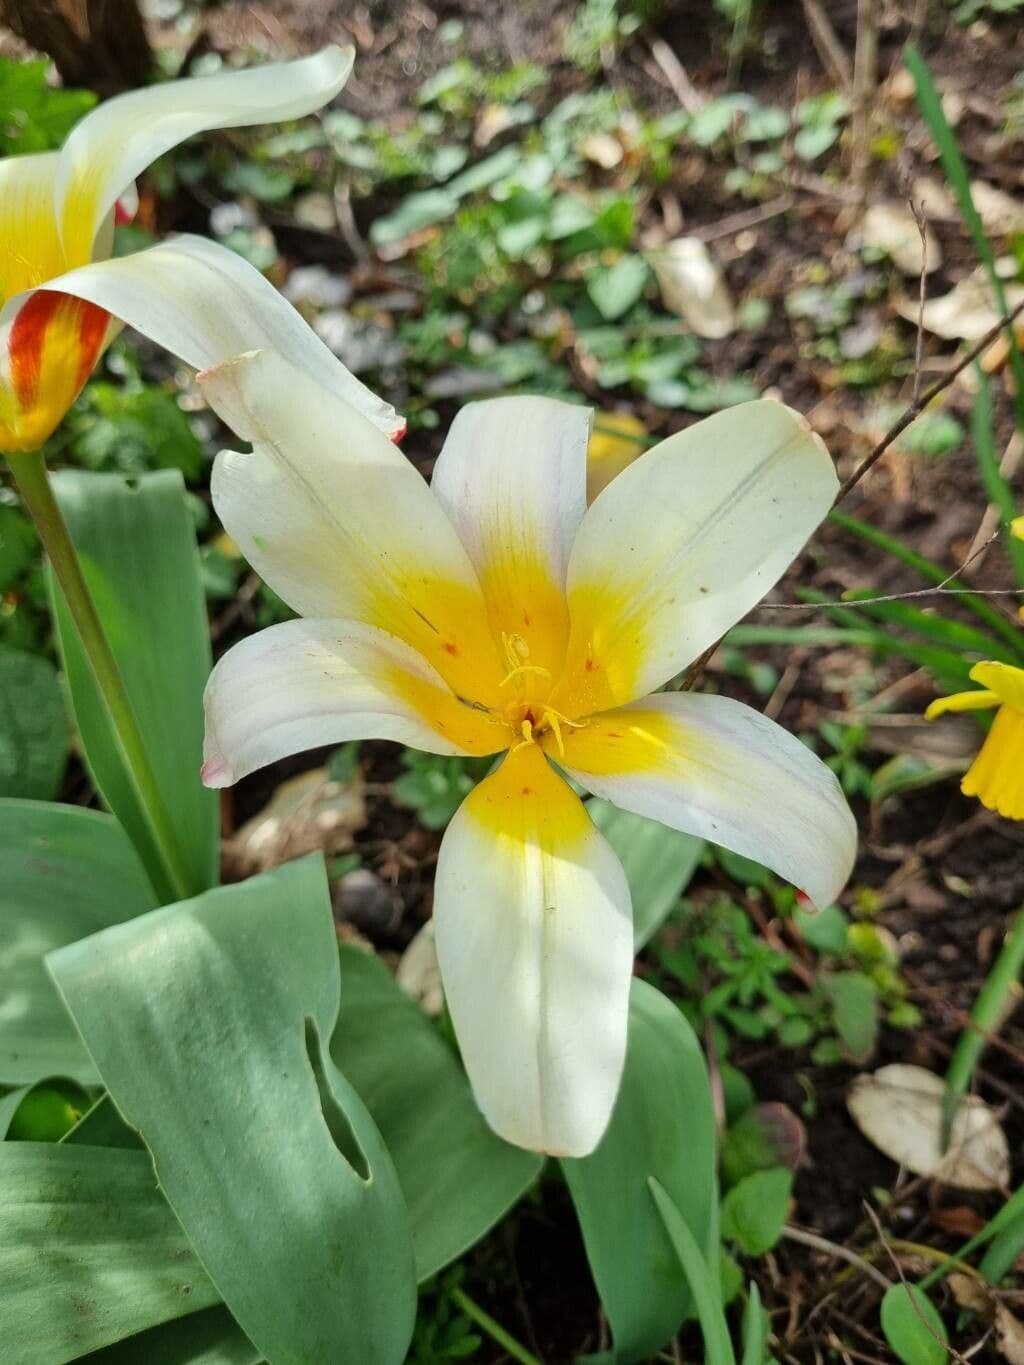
<box><xmin>10</xmin><ymin>449</ymin><xmax>193</xmax><ymax>904</ymax></box>
<box><xmin>449</xmin><ymin>1288</ymin><xmax>542</xmax><ymax>1365</ymax></box>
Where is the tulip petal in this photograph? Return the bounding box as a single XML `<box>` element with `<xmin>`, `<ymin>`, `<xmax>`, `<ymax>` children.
<box><xmin>200</xmin><ymin>350</ymin><xmax>504</xmax><ymax>705</ymax></box>
<box><xmin>0</xmin><ymin>154</ymin><xmax>69</xmax><ymax>302</ymax></box>
<box><xmin>433</xmin><ymin>742</ymin><xmax>633</xmax><ymax>1157</ymax></box>
<box><xmin>554</xmin><ymin>401</ymin><xmax>838</xmax><ymax>715</ymax></box>
<box><xmin>55</xmin><ymin>46</ymin><xmax>353</xmax><ymax>265</ymax></box>
<box><xmin>28</xmin><ymin>233</ymin><xmax>402</xmax><ymax>437</ymax></box>
<box><xmin>203</xmin><ymin>618</ymin><xmax>509</xmax><ymax>787</ymax></box>
<box><xmin>431</xmin><ymin>396</ymin><xmax>591</xmax><ymax>678</ymax></box>
<box><xmin>970</xmin><ymin>661</ymin><xmax>1024</xmax><ymax>712</ymax></box>
<box><xmin>550</xmin><ymin>691</ymin><xmax>856</xmax><ymax>908</ymax></box>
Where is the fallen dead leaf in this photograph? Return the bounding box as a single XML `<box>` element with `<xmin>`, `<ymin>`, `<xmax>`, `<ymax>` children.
<box><xmin>858</xmin><ymin>202</ymin><xmax>942</xmax><ymax>276</ymax></box>
<box><xmin>396</xmin><ymin>920</ymin><xmax>444</xmax><ymax>1016</ymax></box>
<box><xmin>848</xmin><ymin>1063</ymin><xmax>1010</xmax><ymax>1191</ymax></box>
<box><xmin>897</xmin><ymin>263</ymin><xmax>1024</xmax><ymax>341</ymax></box>
<box><xmin>580</xmin><ymin>131</ymin><xmax>623</xmax><ymax>169</ymax></box>
<box><xmin>647</xmin><ymin>237</ymin><xmax>736</xmax><ymax>338</ymax></box>
<box><xmin>971</xmin><ymin>181</ymin><xmax>1024</xmax><ymax>237</ymax></box>
<box><xmin>226</xmin><ymin>767</ymin><xmax>366</xmax><ymax>877</ymax></box>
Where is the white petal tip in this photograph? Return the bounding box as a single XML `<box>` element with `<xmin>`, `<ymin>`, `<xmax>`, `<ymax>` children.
<box><xmin>201</xmin><ymin>755</ymin><xmax>232</xmax><ymax>788</ymax></box>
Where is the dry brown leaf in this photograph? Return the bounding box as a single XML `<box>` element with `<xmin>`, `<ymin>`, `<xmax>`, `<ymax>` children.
<box><xmin>227</xmin><ymin>767</ymin><xmax>366</xmax><ymax>877</ymax></box>
<box><xmin>970</xmin><ymin>181</ymin><xmax>1024</xmax><ymax>237</ymax></box>
<box><xmin>396</xmin><ymin>920</ymin><xmax>444</xmax><ymax>1016</ymax></box>
<box><xmin>858</xmin><ymin>202</ymin><xmax>942</xmax><ymax>276</ymax></box>
<box><xmin>647</xmin><ymin>237</ymin><xmax>736</xmax><ymax>338</ymax></box>
<box><xmin>847</xmin><ymin>1063</ymin><xmax>1010</xmax><ymax>1191</ymax></box>
<box><xmin>897</xmin><ymin>263</ymin><xmax>1024</xmax><ymax>341</ymax></box>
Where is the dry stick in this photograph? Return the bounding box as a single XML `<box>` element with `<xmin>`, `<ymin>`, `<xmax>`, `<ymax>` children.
<box><xmin>646</xmin><ymin>36</ymin><xmax>704</xmax><ymax>114</ymax></box>
<box><xmin>963</xmin><ymin>430</ymin><xmax>1024</xmax><ymax>571</ymax></box>
<box><xmin>863</xmin><ymin>1203</ymin><xmax>975</xmax><ymax>1365</ymax></box>
<box><xmin>781</xmin><ymin>1225</ymin><xmax>892</xmax><ymax>1293</ymax></box>
<box><xmin>800</xmin><ymin>0</ymin><xmax>853</xmax><ymax>91</ymax></box>
<box><xmin>850</xmin><ymin>0</ymin><xmax>879</xmax><ymax>203</ymax></box>
<box><xmin>682</xmin><ymin>298</ymin><xmax>1024</xmax><ymax>691</ymax></box>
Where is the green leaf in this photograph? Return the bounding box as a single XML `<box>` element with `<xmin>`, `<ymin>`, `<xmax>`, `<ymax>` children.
<box><xmin>587</xmin><ymin>799</ymin><xmax>704</xmax><ymax>948</ymax></box>
<box><xmin>562</xmin><ymin>981</ymin><xmax>719</xmax><ymax>1363</ymax></box>
<box><xmin>648</xmin><ymin>1179</ymin><xmax>736</xmax><ymax>1365</ymax></box>
<box><xmin>0</xmin><ymin>799</ymin><xmax>157</xmax><ymax>1085</ymax></box>
<box><xmin>720</xmin><ymin>1168</ymin><xmax>793</xmax><ymax>1256</ymax></box>
<box><xmin>880</xmin><ymin>1283</ymin><xmax>948</xmax><ymax>1365</ymax></box>
<box><xmin>331</xmin><ymin>943</ymin><xmax>542</xmax><ymax>1280</ymax></box>
<box><xmin>47</xmin><ymin>856</ymin><xmax>417</xmax><ymax>1365</ymax></box>
<box><xmin>740</xmin><ymin>1282</ymin><xmax>767</xmax><ymax>1365</ymax></box>
<box><xmin>971</xmin><ymin>370</ymin><xmax>1024</xmax><ymax>586</ymax></box>
<box><xmin>0</xmin><ymin>645</ymin><xmax>67</xmax><ymax>799</ymax></box>
<box><xmin>904</xmin><ymin>45</ymin><xmax>1024</xmax><ymax>435</ymax></box>
<box><xmin>370</xmin><ymin>189</ymin><xmax>459</xmax><ymax>246</ymax></box>
<box><xmin>794</xmin><ymin>904</ymin><xmax>849</xmax><ymax>955</ymax></box>
<box><xmin>821</xmin><ymin>970</ymin><xmax>878</xmax><ymax>1062</ymax></box>
<box><xmin>586</xmin><ymin>254</ymin><xmax>650</xmax><ymax>321</ymax></box>
<box><xmin>82</xmin><ymin>1305</ymin><xmax>258</xmax><ymax>1364</ymax></box>
<box><xmin>3</xmin><ymin>1078</ymin><xmax>90</xmax><ymax>1141</ymax></box>
<box><xmin>0</xmin><ymin>1143</ymin><xmax>223</xmax><ymax>1363</ymax></box>
<box><xmin>0</xmin><ymin>502</ymin><xmax>37</xmax><ymax>590</ymax></box>
<box><xmin>50</xmin><ymin>470</ymin><xmax>217</xmax><ymax>901</ymax></box>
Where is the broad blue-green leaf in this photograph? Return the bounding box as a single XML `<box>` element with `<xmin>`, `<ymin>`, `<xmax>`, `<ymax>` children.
<box><xmin>0</xmin><ymin>1143</ymin><xmax>222</xmax><ymax>1363</ymax></box>
<box><xmin>649</xmin><ymin>1179</ymin><xmax>735</xmax><ymax>1365</ymax></box>
<box><xmin>63</xmin><ymin>946</ymin><xmax>542</xmax><ymax>1287</ymax></box>
<box><xmin>47</xmin><ymin>857</ymin><xmax>417</xmax><ymax>1365</ymax></box>
<box><xmin>720</xmin><ymin>1169</ymin><xmax>793</xmax><ymax>1256</ymax></box>
<box><xmin>587</xmin><ymin>799</ymin><xmax>704</xmax><ymax>948</ymax></box>
<box><xmin>51</xmin><ymin>470</ymin><xmax>217</xmax><ymax>901</ymax></box>
<box><xmin>0</xmin><ymin>1085</ymin><xmax>30</xmax><ymax>1137</ymax></box>
<box><xmin>83</xmin><ymin>1306</ymin><xmax>258</xmax><ymax>1365</ymax></box>
<box><xmin>332</xmin><ymin>944</ymin><xmax>542</xmax><ymax>1279</ymax></box>
<box><xmin>0</xmin><ymin>645</ymin><xmax>67</xmax><ymax>799</ymax></box>
<box><xmin>0</xmin><ymin>799</ymin><xmax>157</xmax><ymax>1085</ymax></box>
<box><xmin>562</xmin><ymin>980</ymin><xmax>719</xmax><ymax>1363</ymax></box>
<box><xmin>880</xmin><ymin>1283</ymin><xmax>948</xmax><ymax>1365</ymax></box>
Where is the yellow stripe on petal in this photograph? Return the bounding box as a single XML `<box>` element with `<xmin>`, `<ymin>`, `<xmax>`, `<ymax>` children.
<box><xmin>925</xmin><ymin>688</ymin><xmax>999</xmax><ymax>720</ymax></box>
<box><xmin>0</xmin><ymin>154</ymin><xmax>71</xmax><ymax>305</ymax></box>
<box><xmin>962</xmin><ymin>705</ymin><xmax>1024</xmax><ymax>820</ymax></box>
<box><xmin>541</xmin><ymin>704</ymin><xmax>678</xmax><ymax>776</ymax></box>
<box><xmin>466</xmin><ymin>740</ymin><xmax>593</xmax><ymax>847</ymax></box>
<box><xmin>970</xmin><ymin>661</ymin><xmax>1024</xmax><ymax>712</ymax></box>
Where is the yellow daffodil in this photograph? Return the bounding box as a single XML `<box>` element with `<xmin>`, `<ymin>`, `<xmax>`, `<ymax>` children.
<box><xmin>0</xmin><ymin>46</ymin><xmax>401</xmax><ymax>453</ymax></box>
<box><xmin>1013</xmin><ymin>515</ymin><xmax>1024</xmax><ymax>542</ymax></box>
<box><xmin>926</xmin><ymin>661</ymin><xmax>1024</xmax><ymax>819</ymax></box>
<box><xmin>200</xmin><ymin>351</ymin><xmax>857</xmax><ymax>1157</ymax></box>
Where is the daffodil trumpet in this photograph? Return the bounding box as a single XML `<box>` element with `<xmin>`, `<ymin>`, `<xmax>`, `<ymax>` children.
<box><xmin>0</xmin><ymin>44</ymin><xmax>402</xmax><ymax>455</ymax></box>
<box><xmin>927</xmin><ymin>661</ymin><xmax>1024</xmax><ymax>819</ymax></box>
<box><xmin>199</xmin><ymin>350</ymin><xmax>857</xmax><ymax>1158</ymax></box>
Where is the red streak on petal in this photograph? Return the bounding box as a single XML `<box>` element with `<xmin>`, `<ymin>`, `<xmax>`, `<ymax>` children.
<box><xmin>75</xmin><ymin>299</ymin><xmax>110</xmax><ymax>390</ymax></box>
<box><xmin>389</xmin><ymin>419</ymin><xmax>408</xmax><ymax>445</ymax></box>
<box><xmin>114</xmin><ymin>200</ymin><xmax>135</xmax><ymax>227</ymax></box>
<box><xmin>9</xmin><ymin>291</ymin><xmax>108</xmax><ymax>410</ymax></box>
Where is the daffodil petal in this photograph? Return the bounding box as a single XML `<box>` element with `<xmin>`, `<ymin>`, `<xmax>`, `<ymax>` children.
<box><xmin>1011</xmin><ymin>515</ymin><xmax>1024</xmax><ymax>542</ymax></box>
<box><xmin>961</xmin><ymin>705</ymin><xmax>1024</xmax><ymax>820</ymax></box>
<box><xmin>551</xmin><ymin>692</ymin><xmax>856</xmax><ymax>908</ymax></box>
<box><xmin>433</xmin><ymin>742</ymin><xmax>633</xmax><ymax>1157</ymax></box>
<box><xmin>200</xmin><ymin>350</ymin><xmax>504</xmax><ymax>704</ymax></box>
<box><xmin>969</xmin><ymin>661</ymin><xmax>1024</xmax><ymax>712</ymax></box>
<box><xmin>202</xmin><ymin>618</ymin><xmax>507</xmax><ymax>787</ymax></box>
<box><xmin>26</xmin><ymin>234</ymin><xmax>402</xmax><ymax>438</ymax></box>
<box><xmin>431</xmin><ymin>395</ymin><xmax>591</xmax><ymax>679</ymax></box>
<box><xmin>555</xmin><ymin>401</ymin><xmax>838</xmax><ymax>715</ymax></box>
<box><xmin>925</xmin><ymin>688</ymin><xmax>999</xmax><ymax>720</ymax></box>
<box><xmin>55</xmin><ymin>46</ymin><xmax>354</xmax><ymax>265</ymax></box>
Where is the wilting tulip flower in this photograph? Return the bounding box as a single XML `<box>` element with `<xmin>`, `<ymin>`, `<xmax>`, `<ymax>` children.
<box><xmin>200</xmin><ymin>350</ymin><xmax>857</xmax><ymax>1156</ymax></box>
<box><xmin>0</xmin><ymin>46</ymin><xmax>401</xmax><ymax>454</ymax></box>
<box><xmin>927</xmin><ymin>661</ymin><xmax>1024</xmax><ymax>819</ymax></box>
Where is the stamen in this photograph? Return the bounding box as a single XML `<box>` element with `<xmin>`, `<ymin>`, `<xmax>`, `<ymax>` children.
<box><xmin>500</xmin><ymin>663</ymin><xmax>551</xmax><ymax>688</ymax></box>
<box><xmin>511</xmin><ymin>717</ymin><xmax>535</xmax><ymax>753</ymax></box>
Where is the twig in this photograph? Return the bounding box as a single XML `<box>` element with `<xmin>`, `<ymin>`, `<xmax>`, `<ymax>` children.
<box><xmin>800</xmin><ymin>0</ymin><xmax>853</xmax><ymax>91</ymax></box>
<box><xmin>838</xmin><ymin>296</ymin><xmax>1024</xmax><ymax>501</ymax></box>
<box><xmin>646</xmin><ymin>37</ymin><xmax>703</xmax><ymax>114</ymax></box>
<box><xmin>781</xmin><ymin>1225</ymin><xmax>892</xmax><ymax>1292</ymax></box>
<box><xmin>964</xmin><ymin>431</ymin><xmax>1024</xmax><ymax>572</ymax></box>
<box><xmin>693</xmin><ymin>194</ymin><xmax>795</xmax><ymax>244</ymax></box>
<box><xmin>850</xmin><ymin>0</ymin><xmax>879</xmax><ymax>202</ymax></box>
<box><xmin>907</xmin><ymin>186</ymin><xmax>929</xmax><ymax>406</ymax></box>
<box><xmin>863</xmin><ymin>1204</ymin><xmax>973</xmax><ymax>1365</ymax></box>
